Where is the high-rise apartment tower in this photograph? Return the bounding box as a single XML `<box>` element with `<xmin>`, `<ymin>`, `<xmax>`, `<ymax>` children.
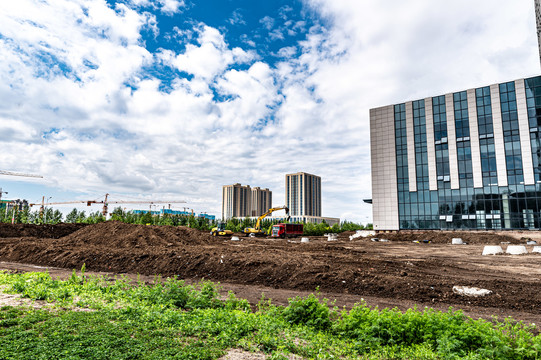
<box><xmin>285</xmin><ymin>172</ymin><xmax>321</xmax><ymax>216</ymax></box>
<box><xmin>222</xmin><ymin>184</ymin><xmax>273</xmax><ymax>219</ymax></box>
<box><xmin>222</xmin><ymin>183</ymin><xmax>252</xmax><ymax>219</ymax></box>
<box><xmin>251</xmin><ymin>187</ymin><xmax>272</xmax><ymax>217</ymax></box>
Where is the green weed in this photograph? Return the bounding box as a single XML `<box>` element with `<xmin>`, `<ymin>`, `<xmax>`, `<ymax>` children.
<box><xmin>0</xmin><ymin>270</ymin><xmax>539</xmax><ymax>359</ymax></box>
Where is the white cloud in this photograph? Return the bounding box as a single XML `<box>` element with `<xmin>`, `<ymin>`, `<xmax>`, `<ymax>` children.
<box><xmin>127</xmin><ymin>0</ymin><xmax>185</xmax><ymax>15</ymax></box>
<box><xmin>163</xmin><ymin>25</ymin><xmax>255</xmax><ymax>80</ymax></box>
<box><xmin>158</xmin><ymin>0</ymin><xmax>185</xmax><ymax>15</ymax></box>
<box><xmin>259</xmin><ymin>16</ymin><xmax>275</xmax><ymax>30</ymax></box>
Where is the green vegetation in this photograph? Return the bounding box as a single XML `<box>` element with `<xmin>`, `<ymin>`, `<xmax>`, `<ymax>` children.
<box><xmin>0</xmin><ymin>270</ymin><xmax>540</xmax><ymax>359</ymax></box>
<box><xmin>0</xmin><ymin>205</ymin><xmax>371</xmax><ymax>233</ymax></box>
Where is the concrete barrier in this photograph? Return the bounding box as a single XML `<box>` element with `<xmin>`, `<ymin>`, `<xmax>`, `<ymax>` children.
<box><xmin>327</xmin><ymin>233</ymin><xmax>337</xmax><ymax>241</ymax></box>
<box><xmin>532</xmin><ymin>246</ymin><xmax>541</xmax><ymax>253</ymax></box>
<box><xmin>506</xmin><ymin>245</ymin><xmax>528</xmax><ymax>255</ymax></box>
<box><xmin>349</xmin><ymin>230</ymin><xmax>376</xmax><ymax>240</ymax></box>
<box><xmin>231</xmin><ymin>236</ymin><xmax>240</xmax><ymax>241</ymax></box>
<box><xmin>482</xmin><ymin>245</ymin><xmax>503</xmax><ymax>255</ymax></box>
<box><xmin>301</xmin><ymin>237</ymin><xmax>310</xmax><ymax>243</ymax></box>
<box><xmin>452</xmin><ymin>286</ymin><xmax>492</xmax><ymax>297</ymax></box>
<box><xmin>452</xmin><ymin>238</ymin><xmax>464</xmax><ymax>245</ymax></box>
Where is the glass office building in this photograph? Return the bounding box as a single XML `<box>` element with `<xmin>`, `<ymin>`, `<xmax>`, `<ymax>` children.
<box><xmin>370</xmin><ymin>76</ymin><xmax>541</xmax><ymax>230</ymax></box>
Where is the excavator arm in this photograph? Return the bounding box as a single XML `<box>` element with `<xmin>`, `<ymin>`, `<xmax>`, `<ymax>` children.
<box><xmin>254</xmin><ymin>206</ymin><xmax>289</xmax><ymax>230</ymax></box>
<box><xmin>244</xmin><ymin>206</ymin><xmax>289</xmax><ymax>236</ymax></box>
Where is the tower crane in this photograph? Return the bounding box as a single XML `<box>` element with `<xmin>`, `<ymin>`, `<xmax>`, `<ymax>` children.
<box><xmin>0</xmin><ymin>171</ymin><xmax>43</xmax><ymax>178</ymax></box>
<box><xmin>29</xmin><ymin>193</ymin><xmax>187</xmax><ymax>217</ymax></box>
<box><xmin>0</xmin><ymin>170</ymin><xmax>42</xmax><ymax>205</ymax></box>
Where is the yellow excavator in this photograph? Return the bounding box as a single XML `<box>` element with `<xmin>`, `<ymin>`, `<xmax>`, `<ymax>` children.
<box><xmin>243</xmin><ymin>206</ymin><xmax>290</xmax><ymax>237</ymax></box>
<box><xmin>210</xmin><ymin>222</ymin><xmax>234</xmax><ymax>237</ymax></box>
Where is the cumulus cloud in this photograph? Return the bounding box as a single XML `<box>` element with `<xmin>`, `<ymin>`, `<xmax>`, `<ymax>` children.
<box><xmin>161</xmin><ymin>24</ymin><xmax>256</xmax><ymax>80</ymax></box>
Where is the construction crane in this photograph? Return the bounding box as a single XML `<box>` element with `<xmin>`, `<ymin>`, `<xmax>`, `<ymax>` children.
<box><xmin>0</xmin><ymin>170</ymin><xmax>42</xmax><ymax>206</ymax></box>
<box><xmin>0</xmin><ymin>170</ymin><xmax>43</xmax><ymax>178</ymax></box>
<box><xmin>29</xmin><ymin>193</ymin><xmax>187</xmax><ymax>217</ymax></box>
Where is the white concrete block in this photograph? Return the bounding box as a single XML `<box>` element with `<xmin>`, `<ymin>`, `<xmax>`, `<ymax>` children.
<box><xmin>506</xmin><ymin>245</ymin><xmax>528</xmax><ymax>255</ymax></box>
<box><xmin>482</xmin><ymin>246</ymin><xmax>503</xmax><ymax>255</ymax></box>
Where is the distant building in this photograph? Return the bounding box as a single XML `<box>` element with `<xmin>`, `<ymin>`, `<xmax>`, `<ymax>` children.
<box><xmin>222</xmin><ymin>183</ymin><xmax>252</xmax><ymax>219</ymax></box>
<box><xmin>285</xmin><ymin>172</ymin><xmax>321</xmax><ymax>216</ymax></box>
<box><xmin>222</xmin><ymin>183</ymin><xmax>273</xmax><ymax>219</ymax></box>
<box><xmin>0</xmin><ymin>199</ymin><xmax>29</xmax><ymax>213</ymax></box>
<box><xmin>251</xmin><ymin>187</ymin><xmax>272</xmax><ymax>217</ymax></box>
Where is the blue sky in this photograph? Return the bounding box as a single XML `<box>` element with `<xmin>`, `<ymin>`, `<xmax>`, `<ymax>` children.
<box><xmin>0</xmin><ymin>0</ymin><xmax>539</xmax><ymax>222</ymax></box>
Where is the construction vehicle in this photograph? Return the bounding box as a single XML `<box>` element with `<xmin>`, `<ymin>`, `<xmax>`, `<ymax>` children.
<box><xmin>243</xmin><ymin>206</ymin><xmax>290</xmax><ymax>237</ymax></box>
<box><xmin>271</xmin><ymin>223</ymin><xmax>304</xmax><ymax>238</ymax></box>
<box><xmin>210</xmin><ymin>222</ymin><xmax>233</xmax><ymax>236</ymax></box>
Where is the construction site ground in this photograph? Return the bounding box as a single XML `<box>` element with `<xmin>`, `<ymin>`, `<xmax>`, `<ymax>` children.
<box><xmin>0</xmin><ymin>222</ymin><xmax>540</xmax><ymax>326</ymax></box>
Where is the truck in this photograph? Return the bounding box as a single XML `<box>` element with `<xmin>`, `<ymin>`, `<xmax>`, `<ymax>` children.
<box><xmin>271</xmin><ymin>223</ymin><xmax>304</xmax><ymax>238</ymax></box>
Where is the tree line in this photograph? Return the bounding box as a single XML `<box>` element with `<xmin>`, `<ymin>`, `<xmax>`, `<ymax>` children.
<box><xmin>0</xmin><ymin>205</ymin><xmax>372</xmax><ymax>234</ymax></box>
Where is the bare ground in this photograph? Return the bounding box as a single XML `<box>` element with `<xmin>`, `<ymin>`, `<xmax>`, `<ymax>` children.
<box><xmin>0</xmin><ymin>222</ymin><xmax>540</xmax><ymax>325</ymax></box>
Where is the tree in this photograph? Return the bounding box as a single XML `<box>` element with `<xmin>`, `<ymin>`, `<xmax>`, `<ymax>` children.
<box><xmin>110</xmin><ymin>207</ymin><xmax>126</xmax><ymax>222</ymax></box>
<box><xmin>52</xmin><ymin>210</ymin><xmax>63</xmax><ymax>224</ymax></box>
<box><xmin>138</xmin><ymin>211</ymin><xmax>153</xmax><ymax>225</ymax></box>
<box><xmin>76</xmin><ymin>211</ymin><xmax>87</xmax><ymax>223</ymax></box>
<box><xmin>19</xmin><ymin>206</ymin><xmax>31</xmax><ymax>224</ymax></box>
<box><xmin>66</xmin><ymin>208</ymin><xmax>78</xmax><ymax>223</ymax></box>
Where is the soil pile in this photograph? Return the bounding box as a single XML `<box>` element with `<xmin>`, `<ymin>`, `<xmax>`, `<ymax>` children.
<box><xmin>0</xmin><ymin>223</ymin><xmax>540</xmax><ymax>317</ymax></box>
<box><xmin>379</xmin><ymin>231</ymin><xmax>520</xmax><ymax>244</ymax></box>
<box><xmin>59</xmin><ymin>221</ymin><xmax>212</xmax><ymax>248</ymax></box>
<box><xmin>0</xmin><ymin>223</ymin><xmax>86</xmax><ymax>239</ymax></box>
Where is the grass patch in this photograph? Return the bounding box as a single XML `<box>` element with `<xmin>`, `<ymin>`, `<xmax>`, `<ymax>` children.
<box><xmin>0</xmin><ymin>269</ymin><xmax>540</xmax><ymax>359</ymax></box>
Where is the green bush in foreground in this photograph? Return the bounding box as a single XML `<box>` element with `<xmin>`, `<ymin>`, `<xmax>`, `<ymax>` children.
<box><xmin>0</xmin><ymin>270</ymin><xmax>540</xmax><ymax>359</ymax></box>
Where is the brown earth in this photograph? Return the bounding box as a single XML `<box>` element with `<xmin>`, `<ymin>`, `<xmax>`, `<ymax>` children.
<box><xmin>0</xmin><ymin>222</ymin><xmax>540</xmax><ymax>325</ymax></box>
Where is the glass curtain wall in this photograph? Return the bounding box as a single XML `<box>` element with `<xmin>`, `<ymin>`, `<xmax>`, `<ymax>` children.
<box><xmin>394</xmin><ymin>76</ymin><xmax>541</xmax><ymax>229</ymax></box>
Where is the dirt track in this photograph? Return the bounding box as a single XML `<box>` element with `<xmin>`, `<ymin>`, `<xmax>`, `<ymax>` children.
<box><xmin>0</xmin><ymin>222</ymin><xmax>540</xmax><ymax>324</ymax></box>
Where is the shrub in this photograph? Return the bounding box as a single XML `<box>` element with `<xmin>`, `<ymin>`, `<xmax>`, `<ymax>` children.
<box><xmin>283</xmin><ymin>293</ymin><xmax>332</xmax><ymax>331</ymax></box>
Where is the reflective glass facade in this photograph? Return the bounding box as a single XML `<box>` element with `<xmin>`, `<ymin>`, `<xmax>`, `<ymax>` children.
<box><xmin>389</xmin><ymin>76</ymin><xmax>541</xmax><ymax>230</ymax></box>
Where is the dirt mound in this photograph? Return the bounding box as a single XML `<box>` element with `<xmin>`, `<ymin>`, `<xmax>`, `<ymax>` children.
<box><xmin>58</xmin><ymin>221</ymin><xmax>213</xmax><ymax>248</ymax></box>
<box><xmin>380</xmin><ymin>231</ymin><xmax>520</xmax><ymax>244</ymax></box>
<box><xmin>0</xmin><ymin>222</ymin><xmax>540</xmax><ymax>318</ymax></box>
<box><xmin>0</xmin><ymin>223</ymin><xmax>86</xmax><ymax>239</ymax></box>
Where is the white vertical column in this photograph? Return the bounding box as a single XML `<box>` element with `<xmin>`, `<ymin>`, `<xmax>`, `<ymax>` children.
<box><xmin>370</xmin><ymin>105</ymin><xmax>399</xmax><ymax>231</ymax></box>
<box><xmin>424</xmin><ymin>97</ymin><xmax>437</xmax><ymax>191</ymax></box>
<box><xmin>445</xmin><ymin>93</ymin><xmax>460</xmax><ymax>189</ymax></box>
<box><xmin>515</xmin><ymin>79</ymin><xmax>535</xmax><ymax>185</ymax></box>
<box><xmin>406</xmin><ymin>102</ymin><xmax>417</xmax><ymax>192</ymax></box>
<box><xmin>467</xmin><ymin>89</ymin><xmax>483</xmax><ymax>188</ymax></box>
<box><xmin>490</xmin><ymin>84</ymin><xmax>508</xmax><ymax>187</ymax></box>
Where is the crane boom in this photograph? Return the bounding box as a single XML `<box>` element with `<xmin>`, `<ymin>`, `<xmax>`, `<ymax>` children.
<box><xmin>29</xmin><ymin>195</ymin><xmax>187</xmax><ymax>217</ymax></box>
<box><xmin>106</xmin><ymin>200</ymin><xmax>187</xmax><ymax>204</ymax></box>
<box><xmin>0</xmin><ymin>171</ymin><xmax>43</xmax><ymax>178</ymax></box>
